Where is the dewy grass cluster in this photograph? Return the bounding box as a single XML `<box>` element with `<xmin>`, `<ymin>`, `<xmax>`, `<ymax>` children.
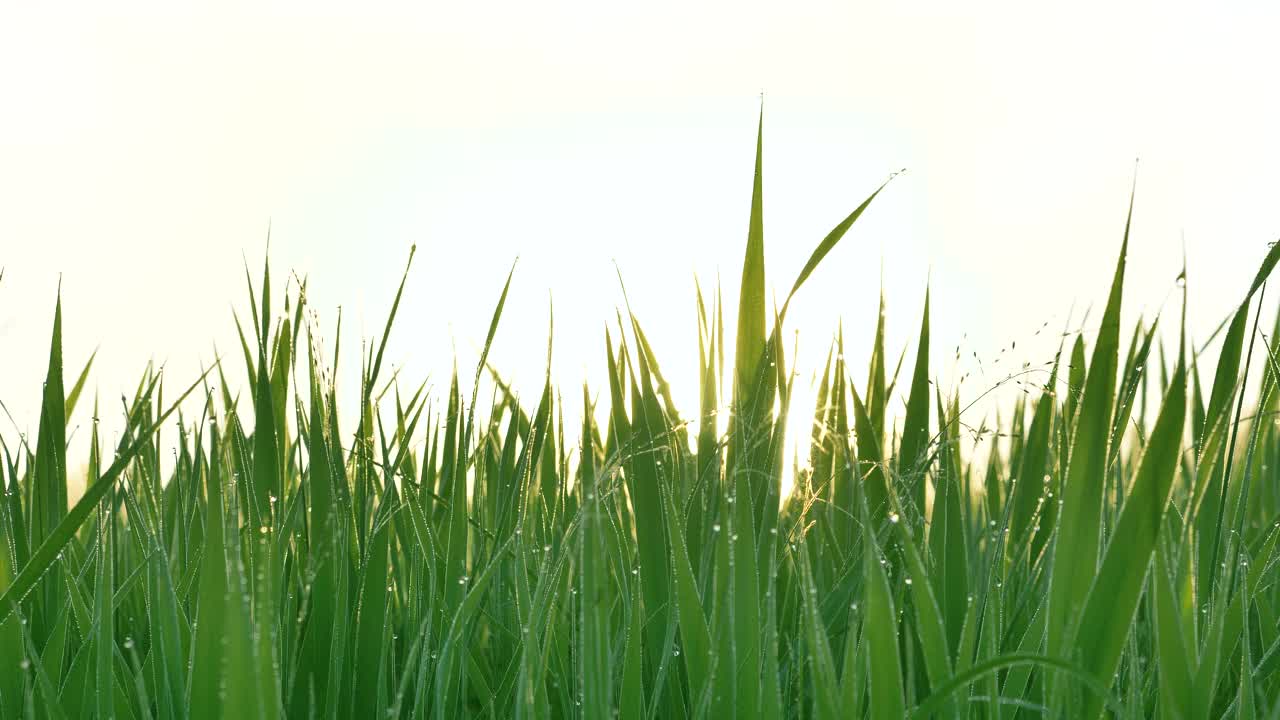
<box><xmin>3</xmin><ymin>118</ymin><xmax>1280</xmax><ymax>720</ymax></box>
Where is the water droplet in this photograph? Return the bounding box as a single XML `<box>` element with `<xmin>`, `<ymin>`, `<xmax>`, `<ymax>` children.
<box><xmin>712</xmin><ymin>524</ymin><xmax>721</xmax><ymax>532</ymax></box>
<box><xmin>888</xmin><ymin>512</ymin><xmax>900</xmax><ymax>524</ymax></box>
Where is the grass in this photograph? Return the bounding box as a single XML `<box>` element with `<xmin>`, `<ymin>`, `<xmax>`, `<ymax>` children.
<box><xmin>3</xmin><ymin>118</ymin><xmax>1280</xmax><ymax>719</ymax></box>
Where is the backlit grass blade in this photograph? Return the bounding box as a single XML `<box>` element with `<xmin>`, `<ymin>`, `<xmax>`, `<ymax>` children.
<box><xmin>930</xmin><ymin>392</ymin><xmax>968</xmax><ymax>658</ymax></box>
<box><xmin>190</xmin><ymin>415</ymin><xmax>229</xmax><ymax>720</ymax></box>
<box><xmin>578</xmin><ymin>386</ymin><xmax>612</xmax><ymax>720</ymax></box>
<box><xmin>63</xmin><ymin>348</ymin><xmax>96</xmax><ymax>422</ymax></box>
<box><xmin>886</xmin><ymin>490</ymin><xmax>953</xmax><ymax>712</ymax></box>
<box><xmin>0</xmin><ymin>364</ymin><xmax>215</xmax><ymax>627</ymax></box>
<box><xmin>31</xmin><ymin>294</ymin><xmax>68</xmax><ymax>645</ymax></box>
<box><xmin>733</xmin><ymin>109</ymin><xmax>767</xmax><ymax>404</ymax></box>
<box><xmin>659</xmin><ymin>469</ymin><xmax>714</xmax><ymax>711</ymax></box>
<box><xmin>1046</xmin><ymin>190</ymin><xmax>1132</xmax><ymax>662</ymax></box>
<box><xmin>1010</xmin><ymin>356</ymin><xmax>1059</xmax><ymax>543</ymax></box>
<box><xmin>898</xmin><ymin>288</ymin><xmax>931</xmax><ymax>520</ymax></box>
<box><xmin>861</xmin><ymin>494</ymin><xmax>905</xmax><ymax>720</ymax></box>
<box><xmin>1073</xmin><ymin>301</ymin><xmax>1186</xmax><ymax>718</ymax></box>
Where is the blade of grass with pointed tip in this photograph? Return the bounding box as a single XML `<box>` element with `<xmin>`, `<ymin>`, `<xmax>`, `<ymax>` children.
<box><xmin>1046</xmin><ymin>199</ymin><xmax>1130</xmax><ymax>663</ymax></box>
<box><xmin>1074</xmin><ymin>313</ymin><xmax>1185</xmax><ymax>718</ymax></box>
<box><xmin>898</xmin><ymin>288</ymin><xmax>931</xmax><ymax>521</ymax></box>
<box><xmin>930</xmin><ymin>392</ymin><xmax>969</xmax><ymax>658</ymax></box>
<box><xmin>31</xmin><ymin>295</ymin><xmax>68</xmax><ymax>645</ymax></box>
<box><xmin>861</xmin><ymin>497</ymin><xmax>905</xmax><ymax>719</ymax></box>
<box><xmin>0</xmin><ymin>365</ymin><xmax>214</xmax><ymax>627</ymax></box>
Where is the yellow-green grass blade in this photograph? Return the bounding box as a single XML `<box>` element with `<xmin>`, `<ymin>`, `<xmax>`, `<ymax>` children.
<box><xmin>798</xmin><ymin>548</ymin><xmax>841</xmax><ymax>720</ymax></box>
<box><xmin>31</xmin><ymin>294</ymin><xmax>68</xmax><ymax>646</ymax></box>
<box><xmin>659</xmin><ymin>469</ymin><xmax>714</xmax><ymax>712</ymax></box>
<box><xmin>579</xmin><ymin>386</ymin><xmax>613</xmax><ymax>720</ymax></box>
<box><xmin>908</xmin><ymin>653</ymin><xmax>1117</xmax><ymax>719</ymax></box>
<box><xmin>861</xmin><ymin>495</ymin><xmax>905</xmax><ymax>719</ymax></box>
<box><xmin>190</xmin><ymin>417</ymin><xmax>228</xmax><ymax>720</ymax></box>
<box><xmin>0</xmin><ymin>480</ymin><xmax>25</xmax><ymax>719</ymax></box>
<box><xmin>0</xmin><ymin>364</ymin><xmax>214</xmax><ymax>626</ymax></box>
<box><xmin>887</xmin><ymin>490</ymin><xmax>954</xmax><ymax>712</ymax></box>
<box><xmin>1010</xmin><ymin>357</ymin><xmax>1059</xmax><ymax>544</ymax></box>
<box><xmin>898</xmin><ymin>288</ymin><xmax>931</xmax><ymax>521</ymax></box>
<box><xmin>733</xmin><ymin>109</ymin><xmax>767</xmax><ymax>405</ymax></box>
<box><xmin>849</xmin><ymin>386</ymin><xmax>889</xmax><ymax>523</ymax></box>
<box><xmin>619</xmin><ymin>576</ymin><xmax>646</xmax><ymax>720</ymax></box>
<box><xmin>930</xmin><ymin>391</ymin><xmax>969</xmax><ymax>658</ymax></box>
<box><xmin>1074</xmin><ymin>311</ymin><xmax>1186</xmax><ymax>718</ymax></box>
<box><xmin>1046</xmin><ymin>193</ymin><xmax>1131</xmax><ymax>663</ymax></box>
<box><xmin>1152</xmin><ymin>544</ymin><xmax>1193</xmax><ymax>717</ymax></box>
<box><xmin>63</xmin><ymin>348</ymin><xmax>96</xmax><ymax>424</ymax></box>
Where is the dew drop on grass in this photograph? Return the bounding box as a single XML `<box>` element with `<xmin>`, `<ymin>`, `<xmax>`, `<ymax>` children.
<box><xmin>888</xmin><ymin>512</ymin><xmax>900</xmax><ymax>524</ymax></box>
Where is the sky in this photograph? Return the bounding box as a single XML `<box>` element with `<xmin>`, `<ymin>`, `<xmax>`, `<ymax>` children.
<box><xmin>2</xmin><ymin>1</ymin><xmax>1279</xmax><ymax>465</ymax></box>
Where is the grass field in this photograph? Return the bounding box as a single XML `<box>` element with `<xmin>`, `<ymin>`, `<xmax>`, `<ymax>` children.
<box><xmin>3</xmin><ymin>123</ymin><xmax>1280</xmax><ymax>719</ymax></box>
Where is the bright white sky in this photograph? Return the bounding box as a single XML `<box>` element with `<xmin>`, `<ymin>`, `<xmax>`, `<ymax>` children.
<box><xmin>2</xmin><ymin>2</ymin><xmax>1278</xmax><ymax>462</ymax></box>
